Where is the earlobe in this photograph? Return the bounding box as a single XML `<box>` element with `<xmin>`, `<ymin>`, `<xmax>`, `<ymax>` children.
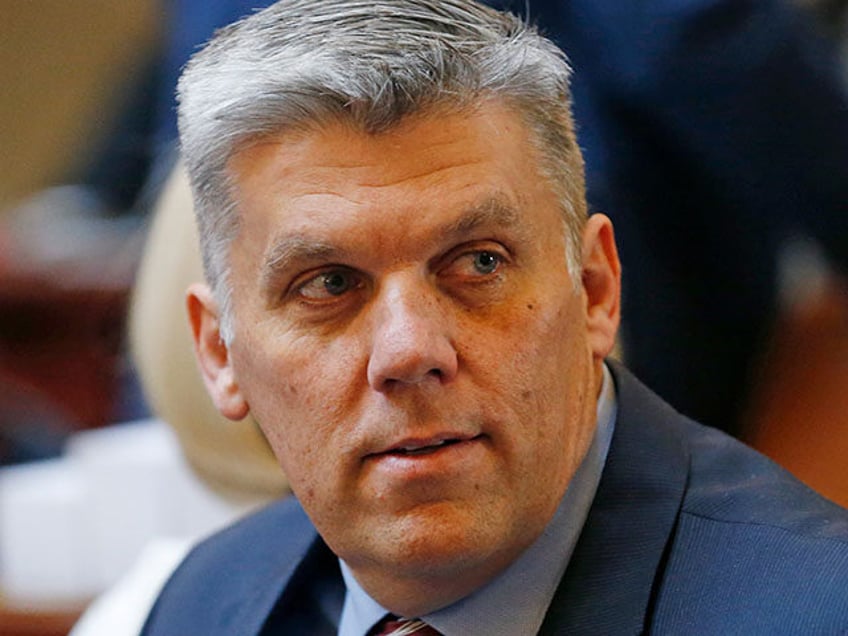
<box><xmin>186</xmin><ymin>283</ymin><xmax>250</xmax><ymax>420</ymax></box>
<box><xmin>581</xmin><ymin>214</ymin><xmax>622</xmax><ymax>360</ymax></box>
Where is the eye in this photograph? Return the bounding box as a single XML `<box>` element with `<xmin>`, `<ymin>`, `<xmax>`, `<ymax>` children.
<box><xmin>438</xmin><ymin>245</ymin><xmax>509</xmax><ymax>286</ymax></box>
<box><xmin>296</xmin><ymin>268</ymin><xmax>363</xmax><ymax>300</ymax></box>
<box><xmin>472</xmin><ymin>250</ymin><xmax>501</xmax><ymax>275</ymax></box>
<box><xmin>453</xmin><ymin>249</ymin><xmax>505</xmax><ymax>278</ymax></box>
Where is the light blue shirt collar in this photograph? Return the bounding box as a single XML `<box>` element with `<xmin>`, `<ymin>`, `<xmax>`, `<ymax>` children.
<box><xmin>338</xmin><ymin>364</ymin><xmax>617</xmax><ymax>636</ymax></box>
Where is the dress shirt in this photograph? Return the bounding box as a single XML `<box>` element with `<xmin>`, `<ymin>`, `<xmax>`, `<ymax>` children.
<box><xmin>338</xmin><ymin>364</ymin><xmax>618</xmax><ymax>636</ymax></box>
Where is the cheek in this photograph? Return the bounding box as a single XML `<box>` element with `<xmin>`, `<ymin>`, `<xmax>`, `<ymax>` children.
<box><xmin>501</xmin><ymin>296</ymin><xmax>586</xmax><ymax>388</ymax></box>
<box><xmin>496</xmin><ymin>297</ymin><xmax>593</xmax><ymax>457</ymax></box>
<box><xmin>235</xmin><ymin>332</ymin><xmax>365</xmax><ymax>475</ymax></box>
<box><xmin>239</xmin><ymin>324</ymin><xmax>360</xmax><ymax>409</ymax></box>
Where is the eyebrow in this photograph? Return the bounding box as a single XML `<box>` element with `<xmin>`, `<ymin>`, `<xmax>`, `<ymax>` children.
<box><xmin>259</xmin><ymin>194</ymin><xmax>523</xmax><ymax>293</ymax></box>
<box><xmin>260</xmin><ymin>238</ymin><xmax>345</xmax><ymax>295</ymax></box>
<box><xmin>437</xmin><ymin>195</ymin><xmax>522</xmax><ymax>242</ymax></box>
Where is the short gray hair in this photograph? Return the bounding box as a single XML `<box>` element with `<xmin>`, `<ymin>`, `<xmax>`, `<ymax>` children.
<box><xmin>178</xmin><ymin>0</ymin><xmax>587</xmax><ymax>342</ymax></box>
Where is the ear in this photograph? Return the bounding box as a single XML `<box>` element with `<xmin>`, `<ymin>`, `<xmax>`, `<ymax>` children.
<box><xmin>581</xmin><ymin>214</ymin><xmax>621</xmax><ymax>361</ymax></box>
<box><xmin>186</xmin><ymin>282</ymin><xmax>250</xmax><ymax>420</ymax></box>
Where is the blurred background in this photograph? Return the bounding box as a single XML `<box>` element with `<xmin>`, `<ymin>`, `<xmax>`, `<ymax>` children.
<box><xmin>0</xmin><ymin>2</ymin><xmax>159</xmax><ymax>450</ymax></box>
<box><xmin>0</xmin><ymin>4</ymin><xmax>259</xmax><ymax>635</ymax></box>
<box><xmin>0</xmin><ymin>3</ymin><xmax>159</xmax><ymax>212</ymax></box>
<box><xmin>0</xmin><ymin>1</ymin><xmax>846</xmax><ymax>634</ymax></box>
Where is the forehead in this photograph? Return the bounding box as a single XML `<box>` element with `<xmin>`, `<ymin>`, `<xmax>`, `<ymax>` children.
<box><xmin>230</xmin><ymin>101</ymin><xmax>548</xmax><ymax>205</ymax></box>
<box><xmin>224</xmin><ymin>101</ymin><xmax>562</xmax><ymax>269</ymax></box>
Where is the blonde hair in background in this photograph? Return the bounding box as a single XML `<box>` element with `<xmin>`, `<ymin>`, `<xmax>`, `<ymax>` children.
<box><xmin>129</xmin><ymin>161</ymin><xmax>289</xmax><ymax>501</ymax></box>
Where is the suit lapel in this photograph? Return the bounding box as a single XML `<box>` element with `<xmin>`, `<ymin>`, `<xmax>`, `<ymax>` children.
<box><xmin>198</xmin><ymin>497</ymin><xmax>343</xmax><ymax>636</ymax></box>
<box><xmin>141</xmin><ymin>495</ymin><xmax>335</xmax><ymax>636</ymax></box>
<box><xmin>219</xmin><ymin>499</ymin><xmax>329</xmax><ymax>636</ymax></box>
<box><xmin>539</xmin><ymin>363</ymin><xmax>690</xmax><ymax>635</ymax></box>
<box><xmin>258</xmin><ymin>534</ymin><xmax>344</xmax><ymax>635</ymax></box>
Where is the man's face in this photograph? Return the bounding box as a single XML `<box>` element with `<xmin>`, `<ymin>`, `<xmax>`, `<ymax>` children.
<box><xmin>190</xmin><ymin>101</ymin><xmax>620</xmax><ymax>614</ymax></box>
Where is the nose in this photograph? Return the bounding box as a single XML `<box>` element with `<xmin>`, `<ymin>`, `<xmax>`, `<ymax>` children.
<box><xmin>367</xmin><ymin>278</ymin><xmax>458</xmax><ymax>391</ymax></box>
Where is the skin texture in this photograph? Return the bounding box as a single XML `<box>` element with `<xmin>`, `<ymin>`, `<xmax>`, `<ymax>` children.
<box><xmin>188</xmin><ymin>100</ymin><xmax>621</xmax><ymax>616</ymax></box>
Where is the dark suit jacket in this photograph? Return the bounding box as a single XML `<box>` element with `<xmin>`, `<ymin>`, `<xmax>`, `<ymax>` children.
<box><xmin>141</xmin><ymin>364</ymin><xmax>848</xmax><ymax>634</ymax></box>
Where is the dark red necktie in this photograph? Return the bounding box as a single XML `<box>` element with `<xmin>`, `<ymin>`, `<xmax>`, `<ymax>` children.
<box><xmin>368</xmin><ymin>614</ymin><xmax>442</xmax><ymax>635</ymax></box>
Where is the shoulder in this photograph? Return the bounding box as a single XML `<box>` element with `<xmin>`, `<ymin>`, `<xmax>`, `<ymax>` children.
<box><xmin>141</xmin><ymin>496</ymin><xmax>320</xmax><ymax>636</ymax></box>
<box><xmin>624</xmin><ymin>381</ymin><xmax>848</xmax><ymax>629</ymax></box>
<box><xmin>612</xmin><ymin>361</ymin><xmax>848</xmax><ymax>542</ymax></box>
<box><xmin>681</xmin><ymin>417</ymin><xmax>848</xmax><ymax>538</ymax></box>
<box><xmin>608</xmin><ymin>363</ymin><xmax>848</xmax><ymax>629</ymax></box>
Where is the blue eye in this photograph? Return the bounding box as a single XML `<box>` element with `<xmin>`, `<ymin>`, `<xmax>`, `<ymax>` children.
<box><xmin>473</xmin><ymin>251</ymin><xmax>501</xmax><ymax>275</ymax></box>
<box><xmin>322</xmin><ymin>271</ymin><xmax>353</xmax><ymax>296</ymax></box>
<box><xmin>298</xmin><ymin>269</ymin><xmax>361</xmax><ymax>300</ymax></box>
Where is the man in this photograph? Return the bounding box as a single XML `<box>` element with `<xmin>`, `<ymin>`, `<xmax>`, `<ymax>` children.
<box><xmin>142</xmin><ymin>1</ymin><xmax>848</xmax><ymax>634</ymax></box>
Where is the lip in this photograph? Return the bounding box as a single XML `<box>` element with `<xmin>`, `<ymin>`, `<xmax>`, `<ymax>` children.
<box><xmin>361</xmin><ymin>431</ymin><xmax>488</xmax><ymax>484</ymax></box>
<box><xmin>367</xmin><ymin>432</ymin><xmax>483</xmax><ymax>459</ymax></box>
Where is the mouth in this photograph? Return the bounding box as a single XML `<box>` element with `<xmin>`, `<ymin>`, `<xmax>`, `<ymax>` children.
<box><xmin>388</xmin><ymin>438</ymin><xmax>464</xmax><ymax>456</ymax></box>
<box><xmin>370</xmin><ymin>434</ymin><xmax>483</xmax><ymax>459</ymax></box>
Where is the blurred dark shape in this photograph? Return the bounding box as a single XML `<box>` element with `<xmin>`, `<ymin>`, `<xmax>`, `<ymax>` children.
<box><xmin>490</xmin><ymin>0</ymin><xmax>848</xmax><ymax>439</ymax></box>
<box><xmin>806</xmin><ymin>0</ymin><xmax>848</xmax><ymax>38</ymax></box>
<box><xmin>0</xmin><ymin>371</ymin><xmax>70</xmax><ymax>464</ymax></box>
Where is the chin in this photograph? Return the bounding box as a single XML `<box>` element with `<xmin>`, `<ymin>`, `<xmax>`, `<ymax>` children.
<box><xmin>379</xmin><ymin>504</ymin><xmax>521</xmax><ymax>575</ymax></box>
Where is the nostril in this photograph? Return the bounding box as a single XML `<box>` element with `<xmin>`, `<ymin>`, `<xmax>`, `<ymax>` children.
<box><xmin>380</xmin><ymin>368</ymin><xmax>442</xmax><ymax>389</ymax></box>
<box><xmin>366</xmin><ymin>320</ymin><xmax>458</xmax><ymax>388</ymax></box>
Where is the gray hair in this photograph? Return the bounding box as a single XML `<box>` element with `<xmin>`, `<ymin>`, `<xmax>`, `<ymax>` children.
<box><xmin>177</xmin><ymin>0</ymin><xmax>587</xmax><ymax>342</ymax></box>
